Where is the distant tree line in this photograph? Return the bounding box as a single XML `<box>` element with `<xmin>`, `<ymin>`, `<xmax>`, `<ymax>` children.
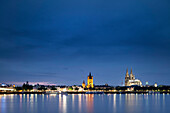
<box><xmin>15</xmin><ymin>81</ymin><xmax>33</xmax><ymax>91</ymax></box>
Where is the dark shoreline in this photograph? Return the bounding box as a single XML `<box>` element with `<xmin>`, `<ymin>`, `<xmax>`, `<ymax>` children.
<box><xmin>0</xmin><ymin>92</ymin><xmax>45</xmax><ymax>94</ymax></box>
<box><xmin>67</xmin><ymin>91</ymin><xmax>170</xmax><ymax>94</ymax></box>
<box><xmin>0</xmin><ymin>91</ymin><xmax>169</xmax><ymax>94</ymax></box>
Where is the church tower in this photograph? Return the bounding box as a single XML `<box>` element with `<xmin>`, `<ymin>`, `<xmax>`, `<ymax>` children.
<box><xmin>82</xmin><ymin>80</ymin><xmax>86</xmax><ymax>88</ymax></box>
<box><xmin>125</xmin><ymin>68</ymin><xmax>130</xmax><ymax>86</ymax></box>
<box><xmin>87</xmin><ymin>72</ymin><xmax>94</xmax><ymax>88</ymax></box>
<box><xmin>130</xmin><ymin>68</ymin><xmax>135</xmax><ymax>80</ymax></box>
<box><xmin>124</xmin><ymin>68</ymin><xmax>142</xmax><ymax>86</ymax></box>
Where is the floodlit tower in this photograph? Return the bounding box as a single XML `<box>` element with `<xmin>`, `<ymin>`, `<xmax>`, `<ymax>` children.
<box><xmin>130</xmin><ymin>68</ymin><xmax>135</xmax><ymax>80</ymax></box>
<box><xmin>87</xmin><ymin>72</ymin><xmax>94</xmax><ymax>88</ymax></box>
<box><xmin>82</xmin><ymin>80</ymin><xmax>86</xmax><ymax>88</ymax></box>
<box><xmin>125</xmin><ymin>68</ymin><xmax>130</xmax><ymax>86</ymax></box>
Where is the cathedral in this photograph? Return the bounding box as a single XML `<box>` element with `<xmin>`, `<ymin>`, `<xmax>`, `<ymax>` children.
<box><xmin>82</xmin><ymin>72</ymin><xmax>94</xmax><ymax>88</ymax></box>
<box><xmin>125</xmin><ymin>68</ymin><xmax>142</xmax><ymax>86</ymax></box>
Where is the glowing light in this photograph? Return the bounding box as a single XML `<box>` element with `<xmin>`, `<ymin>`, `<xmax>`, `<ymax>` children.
<box><xmin>63</xmin><ymin>88</ymin><xmax>67</xmax><ymax>92</ymax></box>
<box><xmin>0</xmin><ymin>88</ymin><xmax>14</xmax><ymax>91</ymax></box>
<box><xmin>63</xmin><ymin>95</ymin><xmax>67</xmax><ymax>113</ymax></box>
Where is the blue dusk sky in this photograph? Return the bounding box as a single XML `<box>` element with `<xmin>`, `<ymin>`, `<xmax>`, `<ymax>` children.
<box><xmin>0</xmin><ymin>0</ymin><xmax>170</xmax><ymax>86</ymax></box>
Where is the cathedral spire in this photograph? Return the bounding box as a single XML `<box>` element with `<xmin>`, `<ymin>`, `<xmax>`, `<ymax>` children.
<box><xmin>125</xmin><ymin>68</ymin><xmax>129</xmax><ymax>86</ymax></box>
<box><xmin>130</xmin><ymin>68</ymin><xmax>135</xmax><ymax>80</ymax></box>
<box><xmin>125</xmin><ymin>68</ymin><xmax>129</xmax><ymax>77</ymax></box>
<box><xmin>126</xmin><ymin>68</ymin><xmax>128</xmax><ymax>75</ymax></box>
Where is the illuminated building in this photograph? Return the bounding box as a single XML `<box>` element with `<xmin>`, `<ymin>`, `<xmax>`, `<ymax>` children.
<box><xmin>125</xmin><ymin>68</ymin><xmax>130</xmax><ymax>86</ymax></box>
<box><xmin>1</xmin><ymin>83</ymin><xmax>7</xmax><ymax>87</ymax></box>
<box><xmin>146</xmin><ymin>81</ymin><xmax>149</xmax><ymax>85</ymax></box>
<box><xmin>145</xmin><ymin>81</ymin><xmax>149</xmax><ymax>87</ymax></box>
<box><xmin>154</xmin><ymin>83</ymin><xmax>158</xmax><ymax>87</ymax></box>
<box><xmin>87</xmin><ymin>72</ymin><xmax>94</xmax><ymax>88</ymax></box>
<box><xmin>82</xmin><ymin>80</ymin><xmax>86</xmax><ymax>88</ymax></box>
<box><xmin>125</xmin><ymin>68</ymin><xmax>142</xmax><ymax>86</ymax></box>
<box><xmin>13</xmin><ymin>84</ymin><xmax>15</xmax><ymax>88</ymax></box>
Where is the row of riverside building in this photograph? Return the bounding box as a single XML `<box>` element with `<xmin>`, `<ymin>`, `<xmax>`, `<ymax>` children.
<box><xmin>82</xmin><ymin>68</ymin><xmax>143</xmax><ymax>88</ymax></box>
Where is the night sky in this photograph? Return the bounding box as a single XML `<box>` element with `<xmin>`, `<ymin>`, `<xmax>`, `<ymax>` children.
<box><xmin>0</xmin><ymin>0</ymin><xmax>170</xmax><ymax>86</ymax></box>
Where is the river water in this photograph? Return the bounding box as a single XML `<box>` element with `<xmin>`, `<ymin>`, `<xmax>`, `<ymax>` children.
<box><xmin>0</xmin><ymin>94</ymin><xmax>169</xmax><ymax>113</ymax></box>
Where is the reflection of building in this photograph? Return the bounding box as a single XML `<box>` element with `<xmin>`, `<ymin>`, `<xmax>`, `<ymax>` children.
<box><xmin>82</xmin><ymin>80</ymin><xmax>86</xmax><ymax>88</ymax></box>
<box><xmin>125</xmin><ymin>68</ymin><xmax>142</xmax><ymax>86</ymax></box>
<box><xmin>86</xmin><ymin>94</ymin><xmax>94</xmax><ymax>113</ymax></box>
<box><xmin>87</xmin><ymin>72</ymin><xmax>94</xmax><ymax>88</ymax></box>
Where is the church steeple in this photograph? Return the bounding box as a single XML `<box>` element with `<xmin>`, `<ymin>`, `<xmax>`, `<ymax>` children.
<box><xmin>126</xmin><ymin>68</ymin><xmax>128</xmax><ymax>74</ymax></box>
<box><xmin>126</xmin><ymin>68</ymin><xmax>129</xmax><ymax>77</ymax></box>
<box><xmin>130</xmin><ymin>68</ymin><xmax>135</xmax><ymax>80</ymax></box>
<box><xmin>125</xmin><ymin>68</ymin><xmax>130</xmax><ymax>86</ymax></box>
<box><xmin>87</xmin><ymin>72</ymin><xmax>94</xmax><ymax>88</ymax></box>
<box><xmin>88</xmin><ymin>72</ymin><xmax>92</xmax><ymax>79</ymax></box>
<box><xmin>82</xmin><ymin>80</ymin><xmax>86</xmax><ymax>88</ymax></box>
<box><xmin>89</xmin><ymin>72</ymin><xmax>91</xmax><ymax>76</ymax></box>
<box><xmin>130</xmin><ymin>68</ymin><xmax>133</xmax><ymax>74</ymax></box>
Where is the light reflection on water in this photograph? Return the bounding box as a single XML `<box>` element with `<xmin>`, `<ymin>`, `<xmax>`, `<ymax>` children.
<box><xmin>0</xmin><ymin>94</ymin><xmax>170</xmax><ymax>113</ymax></box>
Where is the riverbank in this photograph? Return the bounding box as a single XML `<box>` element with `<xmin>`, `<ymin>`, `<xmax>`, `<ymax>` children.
<box><xmin>0</xmin><ymin>91</ymin><xmax>170</xmax><ymax>94</ymax></box>
<box><xmin>67</xmin><ymin>91</ymin><xmax>170</xmax><ymax>94</ymax></box>
<box><xmin>0</xmin><ymin>92</ymin><xmax>45</xmax><ymax>94</ymax></box>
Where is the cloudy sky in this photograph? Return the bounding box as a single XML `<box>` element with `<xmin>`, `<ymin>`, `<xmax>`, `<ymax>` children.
<box><xmin>0</xmin><ymin>0</ymin><xmax>170</xmax><ymax>86</ymax></box>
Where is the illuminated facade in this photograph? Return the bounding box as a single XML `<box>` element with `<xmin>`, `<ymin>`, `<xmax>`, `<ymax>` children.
<box><xmin>82</xmin><ymin>80</ymin><xmax>86</xmax><ymax>88</ymax></box>
<box><xmin>125</xmin><ymin>68</ymin><xmax>142</xmax><ymax>86</ymax></box>
<box><xmin>154</xmin><ymin>83</ymin><xmax>158</xmax><ymax>87</ymax></box>
<box><xmin>87</xmin><ymin>72</ymin><xmax>94</xmax><ymax>88</ymax></box>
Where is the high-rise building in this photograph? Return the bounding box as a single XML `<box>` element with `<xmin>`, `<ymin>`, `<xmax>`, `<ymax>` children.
<box><xmin>125</xmin><ymin>68</ymin><xmax>142</xmax><ymax>86</ymax></box>
<box><xmin>87</xmin><ymin>72</ymin><xmax>94</xmax><ymax>88</ymax></box>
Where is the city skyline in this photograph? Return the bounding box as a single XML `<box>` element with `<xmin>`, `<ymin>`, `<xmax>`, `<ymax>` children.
<box><xmin>1</xmin><ymin>68</ymin><xmax>167</xmax><ymax>86</ymax></box>
<box><xmin>0</xmin><ymin>1</ymin><xmax>170</xmax><ymax>113</ymax></box>
<box><xmin>0</xmin><ymin>0</ymin><xmax>170</xmax><ymax>86</ymax></box>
